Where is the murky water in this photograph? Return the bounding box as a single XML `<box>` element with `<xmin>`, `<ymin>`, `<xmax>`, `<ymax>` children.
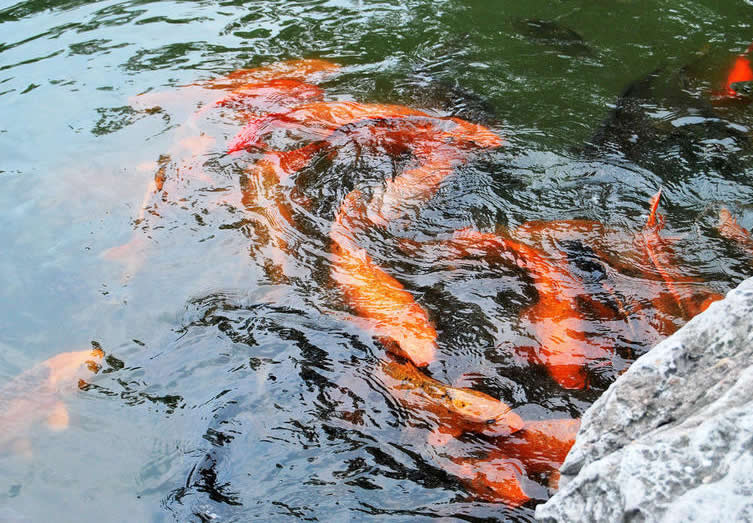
<box><xmin>2</xmin><ymin>0</ymin><xmax>753</xmax><ymax>521</ymax></box>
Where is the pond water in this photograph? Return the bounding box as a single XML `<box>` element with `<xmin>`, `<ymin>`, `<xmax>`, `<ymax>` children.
<box><xmin>1</xmin><ymin>0</ymin><xmax>753</xmax><ymax>521</ymax></box>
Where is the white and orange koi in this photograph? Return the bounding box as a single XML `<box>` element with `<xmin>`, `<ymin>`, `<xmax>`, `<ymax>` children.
<box><xmin>0</xmin><ymin>348</ymin><xmax>104</xmax><ymax>455</ymax></box>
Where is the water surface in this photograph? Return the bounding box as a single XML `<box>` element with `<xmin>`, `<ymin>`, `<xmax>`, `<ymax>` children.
<box><xmin>1</xmin><ymin>0</ymin><xmax>753</xmax><ymax>521</ymax></box>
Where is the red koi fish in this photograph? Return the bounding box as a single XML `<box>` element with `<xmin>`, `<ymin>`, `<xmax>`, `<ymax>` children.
<box><xmin>1</xmin><ymin>348</ymin><xmax>103</xmax><ymax>455</ymax></box>
<box><xmin>445</xmin><ymin>228</ymin><xmax>607</xmax><ymax>390</ymax></box>
<box><xmin>442</xmin><ymin>418</ymin><xmax>579</xmax><ymax>505</ymax></box>
<box><xmin>637</xmin><ymin>190</ymin><xmax>723</xmax><ymax>327</ymax></box>
<box><xmin>718</xmin><ymin>207</ymin><xmax>753</xmax><ymax>255</ymax></box>
<box><xmin>720</xmin><ymin>43</ymin><xmax>753</xmax><ymax>98</ymax></box>
<box><xmin>330</xmin><ymin>191</ymin><xmax>438</xmax><ymax>367</ymax></box>
<box><xmin>227</xmin><ymin>101</ymin><xmax>431</xmax><ymax>152</ymax></box>
<box><xmin>197</xmin><ymin>58</ymin><xmax>341</xmax><ymax>90</ymax></box>
<box><xmin>379</xmin><ymin>358</ymin><xmax>523</xmax><ymax>439</ymax></box>
<box><xmin>228</xmin><ymin>99</ymin><xmax>502</xmax><ymax>152</ymax></box>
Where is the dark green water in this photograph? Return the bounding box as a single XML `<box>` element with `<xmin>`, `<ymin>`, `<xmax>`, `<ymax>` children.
<box><xmin>1</xmin><ymin>0</ymin><xmax>752</xmax><ymax>521</ymax></box>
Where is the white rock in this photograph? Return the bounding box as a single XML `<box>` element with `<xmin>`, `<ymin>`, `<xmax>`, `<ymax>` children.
<box><xmin>536</xmin><ymin>277</ymin><xmax>753</xmax><ymax>523</ymax></box>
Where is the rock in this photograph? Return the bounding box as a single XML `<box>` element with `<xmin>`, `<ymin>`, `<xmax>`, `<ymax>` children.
<box><xmin>535</xmin><ymin>276</ymin><xmax>753</xmax><ymax>522</ymax></box>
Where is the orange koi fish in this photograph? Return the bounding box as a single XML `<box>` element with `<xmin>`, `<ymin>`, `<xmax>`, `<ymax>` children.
<box><xmin>720</xmin><ymin>43</ymin><xmax>753</xmax><ymax>98</ymax></box>
<box><xmin>492</xmin><ymin>418</ymin><xmax>580</xmax><ymax>478</ymax></box>
<box><xmin>718</xmin><ymin>207</ymin><xmax>753</xmax><ymax>255</ymax></box>
<box><xmin>192</xmin><ymin>78</ymin><xmax>326</xmax><ymax>123</ymax></box>
<box><xmin>197</xmin><ymin>58</ymin><xmax>341</xmax><ymax>90</ymax></box>
<box><xmin>228</xmin><ymin>99</ymin><xmax>502</xmax><ymax>152</ymax></box>
<box><xmin>227</xmin><ymin>101</ymin><xmax>430</xmax><ymax>152</ymax></box>
<box><xmin>108</xmin><ymin>75</ymin><xmax>327</xmax><ymax>277</ymax></box>
<box><xmin>330</xmin><ymin>191</ymin><xmax>438</xmax><ymax>367</ymax></box>
<box><xmin>447</xmin><ymin>456</ymin><xmax>531</xmax><ymax>507</ymax></box>
<box><xmin>243</xmin><ymin>117</ymin><xmax>500</xmax><ymax>279</ymax></box>
<box><xmin>446</xmin><ymin>228</ymin><xmax>607</xmax><ymax>390</ymax></box>
<box><xmin>637</xmin><ymin>190</ymin><xmax>723</xmax><ymax>325</ymax></box>
<box><xmin>0</xmin><ymin>348</ymin><xmax>103</xmax><ymax>455</ymax></box>
<box><xmin>366</xmin><ymin>120</ymin><xmax>501</xmax><ymax>225</ymax></box>
<box><xmin>379</xmin><ymin>358</ymin><xmax>523</xmax><ymax>439</ymax></box>
<box><xmin>442</xmin><ymin>418</ymin><xmax>579</xmax><ymax>505</ymax></box>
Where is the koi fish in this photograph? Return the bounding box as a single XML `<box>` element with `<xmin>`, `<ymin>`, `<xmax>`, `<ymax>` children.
<box><xmin>445</xmin><ymin>228</ymin><xmax>607</xmax><ymax>389</ymax></box>
<box><xmin>197</xmin><ymin>58</ymin><xmax>341</xmax><ymax>90</ymax></box>
<box><xmin>330</xmin><ymin>190</ymin><xmax>438</xmax><ymax>367</ymax></box>
<box><xmin>637</xmin><ymin>190</ymin><xmax>723</xmax><ymax>326</ymax></box>
<box><xmin>379</xmin><ymin>358</ymin><xmax>523</xmax><ymax>439</ymax></box>
<box><xmin>212</xmin><ymin>78</ymin><xmax>324</xmax><ymax>114</ymax></box>
<box><xmin>227</xmin><ymin>101</ymin><xmax>430</xmax><ymax>152</ymax></box>
<box><xmin>446</xmin><ymin>456</ymin><xmax>531</xmax><ymax>507</ymax></box>
<box><xmin>108</xmin><ymin>76</ymin><xmax>326</xmax><ymax>277</ymax></box>
<box><xmin>243</xmin><ymin>117</ymin><xmax>500</xmax><ymax>280</ymax></box>
<box><xmin>442</xmin><ymin>418</ymin><xmax>579</xmax><ymax>505</ymax></box>
<box><xmin>718</xmin><ymin>207</ymin><xmax>753</xmax><ymax>255</ymax></box>
<box><xmin>228</xmin><ymin>100</ymin><xmax>502</xmax><ymax>152</ymax></box>
<box><xmin>492</xmin><ymin>418</ymin><xmax>580</xmax><ymax>477</ymax></box>
<box><xmin>720</xmin><ymin>43</ymin><xmax>753</xmax><ymax>98</ymax></box>
<box><xmin>0</xmin><ymin>348</ymin><xmax>104</xmax><ymax>455</ymax></box>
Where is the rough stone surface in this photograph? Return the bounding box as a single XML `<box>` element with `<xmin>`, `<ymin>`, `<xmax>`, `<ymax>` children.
<box><xmin>536</xmin><ymin>277</ymin><xmax>753</xmax><ymax>523</ymax></box>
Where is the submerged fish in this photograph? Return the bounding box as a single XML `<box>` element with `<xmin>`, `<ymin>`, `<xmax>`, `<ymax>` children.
<box><xmin>227</xmin><ymin>101</ymin><xmax>430</xmax><ymax>152</ymax></box>
<box><xmin>445</xmin><ymin>456</ymin><xmax>531</xmax><ymax>507</ymax></box>
<box><xmin>716</xmin><ymin>43</ymin><xmax>753</xmax><ymax>99</ymax></box>
<box><xmin>229</xmin><ymin>100</ymin><xmax>502</xmax><ymax>152</ymax></box>
<box><xmin>379</xmin><ymin>358</ymin><xmax>523</xmax><ymax>439</ymax></box>
<box><xmin>212</xmin><ymin>78</ymin><xmax>324</xmax><ymax>114</ymax></box>
<box><xmin>331</xmin><ymin>191</ymin><xmax>438</xmax><ymax>367</ymax></box>
<box><xmin>107</xmin><ymin>71</ymin><xmax>329</xmax><ymax>278</ymax></box>
<box><xmin>718</xmin><ymin>207</ymin><xmax>753</xmax><ymax>256</ymax></box>
<box><xmin>197</xmin><ymin>58</ymin><xmax>341</xmax><ymax>90</ymax></box>
<box><xmin>0</xmin><ymin>348</ymin><xmax>104</xmax><ymax>455</ymax></box>
<box><xmin>637</xmin><ymin>190</ymin><xmax>723</xmax><ymax>325</ymax></box>
<box><xmin>513</xmin><ymin>18</ymin><xmax>591</xmax><ymax>56</ymax></box>
<box><xmin>445</xmin><ymin>228</ymin><xmax>606</xmax><ymax>390</ymax></box>
<box><xmin>442</xmin><ymin>418</ymin><xmax>580</xmax><ymax>506</ymax></box>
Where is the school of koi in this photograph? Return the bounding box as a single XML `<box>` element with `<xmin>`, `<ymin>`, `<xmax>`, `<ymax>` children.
<box><xmin>4</xmin><ymin>54</ymin><xmax>753</xmax><ymax>507</ymax></box>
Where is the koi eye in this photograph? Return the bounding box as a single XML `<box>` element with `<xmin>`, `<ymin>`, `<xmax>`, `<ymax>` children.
<box><xmin>485</xmin><ymin>418</ymin><xmax>496</xmax><ymax>425</ymax></box>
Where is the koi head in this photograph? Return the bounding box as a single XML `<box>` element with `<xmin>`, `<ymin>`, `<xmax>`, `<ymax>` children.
<box><xmin>444</xmin><ymin>388</ymin><xmax>524</xmax><ymax>436</ymax></box>
<box><xmin>456</xmin><ymin>458</ymin><xmax>530</xmax><ymax>507</ymax></box>
<box><xmin>446</xmin><ymin>118</ymin><xmax>503</xmax><ymax>149</ymax></box>
<box><xmin>46</xmin><ymin>348</ymin><xmax>104</xmax><ymax>387</ymax></box>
